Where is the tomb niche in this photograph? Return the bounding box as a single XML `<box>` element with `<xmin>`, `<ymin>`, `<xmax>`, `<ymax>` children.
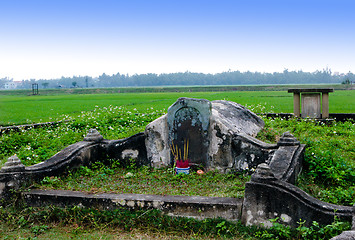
<box><xmin>167</xmin><ymin>98</ymin><xmax>211</xmax><ymax>167</ymax></box>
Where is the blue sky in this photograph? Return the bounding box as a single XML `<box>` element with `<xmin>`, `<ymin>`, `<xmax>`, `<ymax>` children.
<box><xmin>0</xmin><ymin>0</ymin><xmax>354</xmax><ymax>81</ymax></box>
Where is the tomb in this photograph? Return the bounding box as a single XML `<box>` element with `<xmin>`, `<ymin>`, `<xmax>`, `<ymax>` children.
<box><xmin>145</xmin><ymin>97</ymin><xmax>304</xmax><ymax>178</ymax></box>
<box><xmin>6</xmin><ymin>97</ymin><xmax>345</xmax><ymax>231</ymax></box>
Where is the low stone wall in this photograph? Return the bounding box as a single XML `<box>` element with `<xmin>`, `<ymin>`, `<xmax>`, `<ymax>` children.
<box><xmin>241</xmin><ymin>164</ymin><xmax>353</xmax><ymax>228</ymax></box>
<box><xmin>1</xmin><ymin>153</ymin><xmax>354</xmax><ymax>232</ymax></box>
<box><xmin>264</xmin><ymin>113</ymin><xmax>355</xmax><ymax>122</ymax></box>
<box><xmin>0</xmin><ymin>140</ymin><xmax>107</xmax><ymax>198</ymax></box>
<box><xmin>107</xmin><ymin>132</ymin><xmax>149</xmax><ymax>167</ymax></box>
<box><xmin>0</xmin><ymin>120</ymin><xmax>65</xmax><ymax>136</ymax></box>
<box><xmin>17</xmin><ymin>164</ymin><xmax>354</xmax><ymax>231</ymax></box>
<box><xmin>0</xmin><ymin>128</ymin><xmax>331</xmax><ymax>228</ymax></box>
<box><xmin>24</xmin><ymin>189</ymin><xmax>243</xmax><ymax>221</ymax></box>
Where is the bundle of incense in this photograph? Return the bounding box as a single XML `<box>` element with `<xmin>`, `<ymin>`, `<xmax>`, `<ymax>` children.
<box><xmin>169</xmin><ymin>139</ymin><xmax>189</xmax><ymax>161</ymax></box>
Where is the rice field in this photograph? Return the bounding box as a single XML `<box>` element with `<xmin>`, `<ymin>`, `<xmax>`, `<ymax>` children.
<box><xmin>1</xmin><ymin>89</ymin><xmax>354</xmax><ymax>126</ymax></box>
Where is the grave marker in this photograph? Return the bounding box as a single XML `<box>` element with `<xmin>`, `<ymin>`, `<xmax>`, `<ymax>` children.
<box><xmin>167</xmin><ymin>98</ymin><xmax>211</xmax><ymax>166</ymax></box>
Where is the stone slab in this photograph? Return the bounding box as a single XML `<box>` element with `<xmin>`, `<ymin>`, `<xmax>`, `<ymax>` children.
<box><xmin>330</xmin><ymin>231</ymin><xmax>355</xmax><ymax>240</ymax></box>
<box><xmin>301</xmin><ymin>93</ymin><xmax>321</xmax><ymax>118</ymax></box>
<box><xmin>24</xmin><ymin>189</ymin><xmax>243</xmax><ymax>221</ymax></box>
<box><xmin>288</xmin><ymin>88</ymin><xmax>334</xmax><ymax>93</ymax></box>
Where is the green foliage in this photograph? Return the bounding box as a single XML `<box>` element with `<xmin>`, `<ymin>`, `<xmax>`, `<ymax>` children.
<box><xmin>0</xmin><ymin>205</ymin><xmax>350</xmax><ymax>239</ymax></box>
<box><xmin>0</xmin><ymin>205</ymin><xmax>255</xmax><ymax>239</ymax></box>
<box><xmin>0</xmin><ymin>105</ymin><xmax>164</xmax><ymax>166</ymax></box>
<box><xmin>342</xmin><ymin>78</ymin><xmax>351</xmax><ymax>85</ymax></box>
<box><xmin>30</xmin><ymin>224</ymin><xmax>49</xmax><ymax>236</ymax></box>
<box><xmin>33</xmin><ymin>162</ymin><xmax>249</xmax><ymax>198</ymax></box>
<box><xmin>258</xmin><ymin>117</ymin><xmax>355</xmax><ymax>205</ymax></box>
<box><xmin>41</xmin><ymin>176</ymin><xmax>61</xmax><ymax>188</ymax></box>
<box><xmin>254</xmin><ymin>217</ymin><xmax>351</xmax><ymax>240</ymax></box>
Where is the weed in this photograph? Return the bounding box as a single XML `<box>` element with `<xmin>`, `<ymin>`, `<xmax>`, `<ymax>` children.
<box><xmin>258</xmin><ymin>117</ymin><xmax>355</xmax><ymax>206</ymax></box>
<box><xmin>34</xmin><ymin>164</ymin><xmax>249</xmax><ymax>198</ymax></box>
<box><xmin>31</xmin><ymin>224</ymin><xmax>49</xmax><ymax>236</ymax></box>
<box><xmin>254</xmin><ymin>217</ymin><xmax>351</xmax><ymax>240</ymax></box>
<box><xmin>0</xmin><ymin>205</ymin><xmax>351</xmax><ymax>239</ymax></box>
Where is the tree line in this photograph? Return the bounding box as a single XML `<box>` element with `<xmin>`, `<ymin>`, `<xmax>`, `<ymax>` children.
<box><xmin>1</xmin><ymin>69</ymin><xmax>354</xmax><ymax>89</ymax></box>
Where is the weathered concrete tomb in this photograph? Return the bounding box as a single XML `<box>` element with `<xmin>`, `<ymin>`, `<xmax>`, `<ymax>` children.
<box><xmin>0</xmin><ymin>97</ymin><xmax>354</xmax><ymax>238</ymax></box>
<box><xmin>146</xmin><ymin>98</ymin><xmax>304</xmax><ymax>182</ymax></box>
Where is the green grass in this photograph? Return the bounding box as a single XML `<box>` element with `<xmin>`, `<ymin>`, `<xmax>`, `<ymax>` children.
<box><xmin>0</xmin><ymin>205</ymin><xmax>350</xmax><ymax>240</ymax></box>
<box><xmin>34</xmin><ymin>163</ymin><xmax>249</xmax><ymax>198</ymax></box>
<box><xmin>0</xmin><ymin>222</ymin><xmax>227</xmax><ymax>240</ymax></box>
<box><xmin>1</xmin><ymin>90</ymin><xmax>354</xmax><ymax>126</ymax></box>
<box><xmin>0</xmin><ymin>106</ymin><xmax>163</xmax><ymax>166</ymax></box>
<box><xmin>0</xmin><ymin>83</ymin><xmax>350</xmax><ymax>96</ymax></box>
<box><xmin>257</xmin><ymin>118</ymin><xmax>355</xmax><ymax>206</ymax></box>
<box><xmin>0</xmin><ymin>205</ymin><xmax>256</xmax><ymax>240</ymax></box>
<box><xmin>27</xmin><ymin>117</ymin><xmax>353</xmax><ymax>206</ymax></box>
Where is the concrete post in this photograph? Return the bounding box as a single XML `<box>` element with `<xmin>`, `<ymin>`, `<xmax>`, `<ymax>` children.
<box><xmin>322</xmin><ymin>93</ymin><xmax>329</xmax><ymax>119</ymax></box>
<box><xmin>293</xmin><ymin>93</ymin><xmax>300</xmax><ymax>117</ymax></box>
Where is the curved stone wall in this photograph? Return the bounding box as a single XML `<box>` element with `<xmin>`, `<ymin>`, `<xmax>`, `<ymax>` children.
<box><xmin>241</xmin><ymin>164</ymin><xmax>353</xmax><ymax>228</ymax></box>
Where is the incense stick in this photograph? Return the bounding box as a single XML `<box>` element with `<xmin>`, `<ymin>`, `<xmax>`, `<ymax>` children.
<box><xmin>170</xmin><ymin>139</ymin><xmax>190</xmax><ymax>161</ymax></box>
<box><xmin>186</xmin><ymin>139</ymin><xmax>189</xmax><ymax>160</ymax></box>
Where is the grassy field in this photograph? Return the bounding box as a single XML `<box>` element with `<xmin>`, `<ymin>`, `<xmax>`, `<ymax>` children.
<box><xmin>0</xmin><ymin>84</ymin><xmax>351</xmax><ymax>96</ymax></box>
<box><xmin>1</xmin><ymin>89</ymin><xmax>354</xmax><ymax>126</ymax></box>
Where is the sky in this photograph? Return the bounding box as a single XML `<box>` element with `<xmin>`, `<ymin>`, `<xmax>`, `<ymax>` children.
<box><xmin>0</xmin><ymin>0</ymin><xmax>354</xmax><ymax>81</ymax></box>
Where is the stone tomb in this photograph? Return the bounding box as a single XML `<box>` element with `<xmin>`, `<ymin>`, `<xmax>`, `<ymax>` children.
<box><xmin>145</xmin><ymin>97</ymin><xmax>272</xmax><ymax>172</ymax></box>
<box><xmin>0</xmin><ymin>97</ymin><xmax>305</xmax><ymax>184</ymax></box>
<box><xmin>4</xmin><ymin>97</ymin><xmax>338</xmax><ymax>232</ymax></box>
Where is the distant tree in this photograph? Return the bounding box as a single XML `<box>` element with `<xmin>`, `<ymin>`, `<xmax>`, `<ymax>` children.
<box><xmin>16</xmin><ymin>69</ymin><xmax>352</xmax><ymax>89</ymax></box>
<box><xmin>42</xmin><ymin>82</ymin><xmax>49</xmax><ymax>88</ymax></box>
<box><xmin>342</xmin><ymin>78</ymin><xmax>351</xmax><ymax>85</ymax></box>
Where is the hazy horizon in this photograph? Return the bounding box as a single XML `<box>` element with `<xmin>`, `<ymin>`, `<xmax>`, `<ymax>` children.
<box><xmin>1</xmin><ymin>0</ymin><xmax>354</xmax><ymax>81</ymax></box>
